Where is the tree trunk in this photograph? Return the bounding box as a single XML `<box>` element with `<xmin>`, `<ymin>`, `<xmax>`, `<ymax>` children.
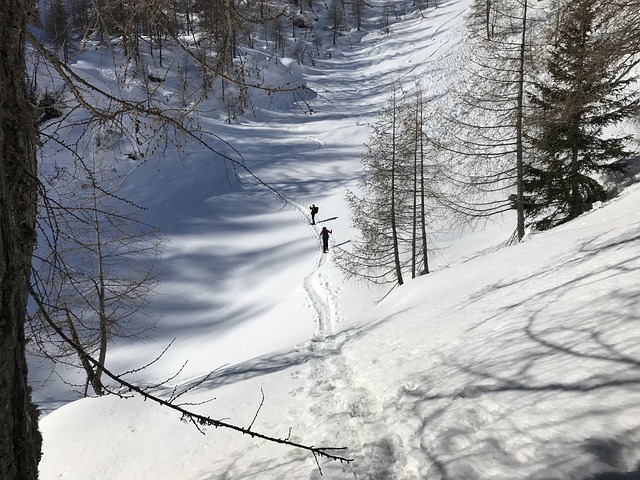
<box><xmin>485</xmin><ymin>0</ymin><xmax>492</xmax><ymax>39</ymax></box>
<box><xmin>92</xmin><ymin>179</ymin><xmax>107</xmax><ymax>394</ymax></box>
<box><xmin>411</xmin><ymin>106</ymin><xmax>418</xmax><ymax>279</ymax></box>
<box><xmin>390</xmin><ymin>95</ymin><xmax>404</xmax><ymax>286</ymax></box>
<box><xmin>418</xmin><ymin>94</ymin><xmax>429</xmax><ymax>275</ymax></box>
<box><xmin>515</xmin><ymin>0</ymin><xmax>528</xmax><ymax>241</ymax></box>
<box><xmin>0</xmin><ymin>1</ymin><xmax>43</xmax><ymax>478</ymax></box>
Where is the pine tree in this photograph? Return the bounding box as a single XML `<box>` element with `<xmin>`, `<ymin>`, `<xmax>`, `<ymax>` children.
<box><xmin>524</xmin><ymin>0</ymin><xmax>639</xmax><ymax>229</ymax></box>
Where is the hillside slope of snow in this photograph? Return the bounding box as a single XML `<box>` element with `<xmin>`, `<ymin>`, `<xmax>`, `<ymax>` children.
<box><xmin>34</xmin><ymin>0</ymin><xmax>640</xmax><ymax>478</ymax></box>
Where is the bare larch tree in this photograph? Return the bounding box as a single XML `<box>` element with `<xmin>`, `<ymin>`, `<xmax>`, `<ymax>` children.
<box><xmin>0</xmin><ymin>1</ymin><xmax>43</xmax><ymax>478</ymax></box>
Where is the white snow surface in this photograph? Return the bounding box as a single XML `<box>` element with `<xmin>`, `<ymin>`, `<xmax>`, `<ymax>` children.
<box><xmin>34</xmin><ymin>0</ymin><xmax>640</xmax><ymax>479</ymax></box>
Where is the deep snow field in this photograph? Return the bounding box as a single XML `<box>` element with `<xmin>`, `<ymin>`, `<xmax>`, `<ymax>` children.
<box><xmin>30</xmin><ymin>0</ymin><xmax>640</xmax><ymax>478</ymax></box>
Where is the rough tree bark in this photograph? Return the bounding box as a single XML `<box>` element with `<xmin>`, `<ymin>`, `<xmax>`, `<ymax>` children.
<box><xmin>514</xmin><ymin>0</ymin><xmax>528</xmax><ymax>241</ymax></box>
<box><xmin>389</xmin><ymin>93</ymin><xmax>404</xmax><ymax>286</ymax></box>
<box><xmin>0</xmin><ymin>0</ymin><xmax>43</xmax><ymax>478</ymax></box>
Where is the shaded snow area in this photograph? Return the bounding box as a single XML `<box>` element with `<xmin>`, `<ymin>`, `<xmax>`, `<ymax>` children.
<box><xmin>33</xmin><ymin>0</ymin><xmax>640</xmax><ymax>478</ymax></box>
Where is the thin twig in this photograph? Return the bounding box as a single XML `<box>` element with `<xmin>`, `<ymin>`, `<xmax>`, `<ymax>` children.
<box><xmin>247</xmin><ymin>387</ymin><xmax>265</xmax><ymax>432</ymax></box>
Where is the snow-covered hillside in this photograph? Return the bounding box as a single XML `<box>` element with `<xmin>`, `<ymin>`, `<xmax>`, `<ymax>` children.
<box><xmin>34</xmin><ymin>0</ymin><xmax>640</xmax><ymax>478</ymax></box>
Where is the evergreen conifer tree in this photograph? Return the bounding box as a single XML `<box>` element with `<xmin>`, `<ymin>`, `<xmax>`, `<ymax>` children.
<box><xmin>524</xmin><ymin>0</ymin><xmax>639</xmax><ymax>229</ymax></box>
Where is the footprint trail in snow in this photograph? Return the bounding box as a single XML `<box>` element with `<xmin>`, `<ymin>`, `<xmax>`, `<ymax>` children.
<box><xmin>290</xmin><ymin>214</ymin><xmax>402</xmax><ymax>479</ymax></box>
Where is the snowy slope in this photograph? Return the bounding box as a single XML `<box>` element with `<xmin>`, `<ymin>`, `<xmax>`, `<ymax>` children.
<box><xmin>38</xmin><ymin>182</ymin><xmax>640</xmax><ymax>480</ymax></box>
<box><xmin>34</xmin><ymin>0</ymin><xmax>640</xmax><ymax>478</ymax></box>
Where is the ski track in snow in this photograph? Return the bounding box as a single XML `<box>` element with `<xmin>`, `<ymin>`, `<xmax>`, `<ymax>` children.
<box><xmin>301</xmin><ymin>261</ymin><xmax>375</xmax><ymax>478</ymax></box>
<box><xmin>284</xmin><ymin>197</ymin><xmax>401</xmax><ymax>479</ymax></box>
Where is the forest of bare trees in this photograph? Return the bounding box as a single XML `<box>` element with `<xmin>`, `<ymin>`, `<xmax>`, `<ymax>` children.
<box><xmin>337</xmin><ymin>84</ymin><xmax>440</xmax><ymax>286</ymax></box>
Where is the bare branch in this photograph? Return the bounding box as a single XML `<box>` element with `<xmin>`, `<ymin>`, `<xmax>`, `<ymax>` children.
<box><xmin>30</xmin><ymin>285</ymin><xmax>354</xmax><ymax>464</ymax></box>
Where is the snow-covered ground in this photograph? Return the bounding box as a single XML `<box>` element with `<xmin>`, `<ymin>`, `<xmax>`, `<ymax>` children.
<box><xmin>33</xmin><ymin>0</ymin><xmax>640</xmax><ymax>478</ymax></box>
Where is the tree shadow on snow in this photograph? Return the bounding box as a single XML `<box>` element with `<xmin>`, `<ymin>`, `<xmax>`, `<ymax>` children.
<box><xmin>392</xmin><ymin>218</ymin><xmax>640</xmax><ymax>479</ymax></box>
<box><xmin>589</xmin><ymin>472</ymin><xmax>640</xmax><ymax>480</ymax></box>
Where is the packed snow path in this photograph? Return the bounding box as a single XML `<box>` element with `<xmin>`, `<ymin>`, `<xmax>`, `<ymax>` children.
<box><xmin>300</xmin><ymin>248</ymin><xmax>382</xmax><ymax>478</ymax></box>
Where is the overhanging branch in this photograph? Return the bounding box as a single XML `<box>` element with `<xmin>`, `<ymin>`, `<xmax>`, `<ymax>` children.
<box><xmin>29</xmin><ymin>285</ymin><xmax>354</xmax><ymax>465</ymax></box>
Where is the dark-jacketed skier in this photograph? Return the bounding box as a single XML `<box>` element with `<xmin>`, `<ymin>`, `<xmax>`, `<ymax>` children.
<box><xmin>320</xmin><ymin>226</ymin><xmax>332</xmax><ymax>253</ymax></box>
<box><xmin>310</xmin><ymin>204</ymin><xmax>319</xmax><ymax>225</ymax></box>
